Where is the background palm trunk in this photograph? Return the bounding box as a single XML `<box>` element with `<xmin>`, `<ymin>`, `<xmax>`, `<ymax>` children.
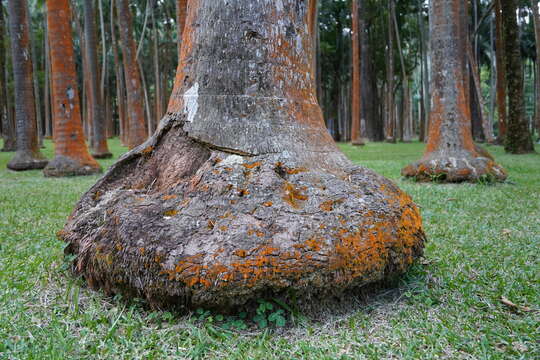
<box><xmin>84</xmin><ymin>0</ymin><xmax>111</xmax><ymax>158</ymax></box>
<box><xmin>6</xmin><ymin>0</ymin><xmax>47</xmax><ymax>170</ymax></box>
<box><xmin>0</xmin><ymin>1</ymin><xmax>16</xmax><ymax>152</ymax></box>
<box><xmin>117</xmin><ymin>0</ymin><xmax>147</xmax><ymax>149</ymax></box>
<box><xmin>500</xmin><ymin>0</ymin><xmax>534</xmax><ymax>153</ymax></box>
<box><xmin>44</xmin><ymin>0</ymin><xmax>101</xmax><ymax>177</ymax></box>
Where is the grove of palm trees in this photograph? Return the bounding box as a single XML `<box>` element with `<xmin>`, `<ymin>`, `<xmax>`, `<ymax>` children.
<box><xmin>0</xmin><ymin>0</ymin><xmax>538</xmax><ymax>358</ymax></box>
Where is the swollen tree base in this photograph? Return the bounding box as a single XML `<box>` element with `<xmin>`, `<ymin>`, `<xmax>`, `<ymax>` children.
<box><xmin>44</xmin><ymin>155</ymin><xmax>102</xmax><ymax>177</ymax></box>
<box><xmin>59</xmin><ymin>118</ymin><xmax>425</xmax><ymax>310</ymax></box>
<box><xmin>7</xmin><ymin>150</ymin><xmax>48</xmax><ymax>171</ymax></box>
<box><xmin>401</xmin><ymin>150</ymin><xmax>507</xmax><ymax>183</ymax></box>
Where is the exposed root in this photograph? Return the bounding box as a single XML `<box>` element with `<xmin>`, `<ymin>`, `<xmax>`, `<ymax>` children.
<box><xmin>7</xmin><ymin>150</ymin><xmax>48</xmax><ymax>171</ymax></box>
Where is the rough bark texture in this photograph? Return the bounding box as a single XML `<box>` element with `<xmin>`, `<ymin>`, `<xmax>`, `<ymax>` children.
<box><xmin>117</xmin><ymin>0</ymin><xmax>147</xmax><ymax>149</ymax></box>
<box><xmin>350</xmin><ymin>0</ymin><xmax>364</xmax><ymax>146</ymax></box>
<box><xmin>500</xmin><ymin>0</ymin><xmax>534</xmax><ymax>153</ymax></box>
<box><xmin>84</xmin><ymin>0</ymin><xmax>111</xmax><ymax>159</ymax></box>
<box><xmin>61</xmin><ymin>0</ymin><xmax>425</xmax><ymax>310</ymax></box>
<box><xmin>402</xmin><ymin>0</ymin><xmax>506</xmax><ymax>183</ymax></box>
<box><xmin>43</xmin><ymin>0</ymin><xmax>102</xmax><ymax>177</ymax></box>
<box><xmin>6</xmin><ymin>0</ymin><xmax>48</xmax><ymax>170</ymax></box>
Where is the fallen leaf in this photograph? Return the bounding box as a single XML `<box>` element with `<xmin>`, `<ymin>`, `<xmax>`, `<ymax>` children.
<box><xmin>447</xmin><ymin>198</ymin><xmax>457</xmax><ymax>201</ymax></box>
<box><xmin>501</xmin><ymin>296</ymin><xmax>533</xmax><ymax>312</ymax></box>
<box><xmin>501</xmin><ymin>229</ymin><xmax>512</xmax><ymax>235</ymax></box>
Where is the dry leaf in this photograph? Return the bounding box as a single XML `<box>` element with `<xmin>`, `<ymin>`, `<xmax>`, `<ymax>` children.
<box><xmin>501</xmin><ymin>296</ymin><xmax>533</xmax><ymax>312</ymax></box>
<box><xmin>501</xmin><ymin>229</ymin><xmax>512</xmax><ymax>235</ymax></box>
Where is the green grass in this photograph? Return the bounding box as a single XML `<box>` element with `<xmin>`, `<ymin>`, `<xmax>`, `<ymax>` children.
<box><xmin>0</xmin><ymin>139</ymin><xmax>538</xmax><ymax>359</ymax></box>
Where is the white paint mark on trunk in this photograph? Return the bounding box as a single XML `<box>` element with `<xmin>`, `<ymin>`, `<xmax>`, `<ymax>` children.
<box><xmin>183</xmin><ymin>82</ymin><xmax>199</xmax><ymax>123</ymax></box>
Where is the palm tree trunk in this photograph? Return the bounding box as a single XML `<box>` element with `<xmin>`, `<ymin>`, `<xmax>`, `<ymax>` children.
<box><xmin>6</xmin><ymin>0</ymin><xmax>47</xmax><ymax>170</ymax></box>
<box><xmin>44</xmin><ymin>0</ymin><xmax>101</xmax><ymax>177</ymax></box>
<box><xmin>116</xmin><ymin>0</ymin><xmax>148</xmax><ymax>148</ymax></box>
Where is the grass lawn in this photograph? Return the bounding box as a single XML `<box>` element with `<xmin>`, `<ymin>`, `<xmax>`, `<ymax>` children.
<box><xmin>0</xmin><ymin>139</ymin><xmax>538</xmax><ymax>359</ymax></box>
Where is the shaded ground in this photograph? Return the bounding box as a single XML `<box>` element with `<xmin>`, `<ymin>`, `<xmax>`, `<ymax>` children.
<box><xmin>0</xmin><ymin>139</ymin><xmax>538</xmax><ymax>359</ymax></box>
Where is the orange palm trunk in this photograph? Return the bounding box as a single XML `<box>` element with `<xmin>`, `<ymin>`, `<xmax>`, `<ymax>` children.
<box><xmin>43</xmin><ymin>0</ymin><xmax>101</xmax><ymax>177</ymax></box>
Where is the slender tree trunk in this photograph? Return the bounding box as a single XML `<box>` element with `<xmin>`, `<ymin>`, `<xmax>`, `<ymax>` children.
<box><xmin>402</xmin><ymin>0</ymin><xmax>506</xmax><ymax>182</ymax></box>
<box><xmin>392</xmin><ymin>2</ymin><xmax>412</xmax><ymax>142</ymax></box>
<box><xmin>0</xmin><ymin>1</ymin><xmax>16</xmax><ymax>152</ymax></box>
<box><xmin>84</xmin><ymin>0</ymin><xmax>112</xmax><ymax>158</ymax></box>
<box><xmin>350</xmin><ymin>0</ymin><xmax>364</xmax><ymax>146</ymax></box>
<box><xmin>110</xmin><ymin>0</ymin><xmax>128</xmax><ymax>146</ymax></box>
<box><xmin>61</xmin><ymin>0</ymin><xmax>425</xmax><ymax>310</ymax></box>
<box><xmin>6</xmin><ymin>0</ymin><xmax>48</xmax><ymax>170</ymax></box>
<box><xmin>500</xmin><ymin>0</ymin><xmax>534</xmax><ymax>153</ymax></box>
<box><xmin>386</xmin><ymin>0</ymin><xmax>395</xmax><ymax>143</ymax></box>
<box><xmin>117</xmin><ymin>0</ymin><xmax>147</xmax><ymax>148</ymax></box>
<box><xmin>531</xmin><ymin>0</ymin><xmax>540</xmax><ymax>139</ymax></box>
<box><xmin>494</xmin><ymin>0</ymin><xmax>507</xmax><ymax>141</ymax></box>
<box><xmin>25</xmin><ymin>0</ymin><xmax>43</xmax><ymax>148</ymax></box>
<box><xmin>44</xmin><ymin>10</ymin><xmax>52</xmax><ymax>140</ymax></box>
<box><xmin>44</xmin><ymin>0</ymin><xmax>101</xmax><ymax>177</ymax></box>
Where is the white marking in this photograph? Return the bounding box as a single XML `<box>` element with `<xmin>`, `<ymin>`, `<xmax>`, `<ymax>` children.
<box><xmin>183</xmin><ymin>83</ymin><xmax>199</xmax><ymax>123</ymax></box>
<box><xmin>219</xmin><ymin>155</ymin><xmax>244</xmax><ymax>167</ymax></box>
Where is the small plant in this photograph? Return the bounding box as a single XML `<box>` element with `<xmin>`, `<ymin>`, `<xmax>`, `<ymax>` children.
<box><xmin>253</xmin><ymin>299</ymin><xmax>287</xmax><ymax>328</ymax></box>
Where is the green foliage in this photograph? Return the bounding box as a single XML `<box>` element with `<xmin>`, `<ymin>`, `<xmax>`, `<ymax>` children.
<box><xmin>0</xmin><ymin>139</ymin><xmax>539</xmax><ymax>359</ymax></box>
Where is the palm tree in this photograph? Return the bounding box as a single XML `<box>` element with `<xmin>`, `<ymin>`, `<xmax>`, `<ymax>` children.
<box><xmin>116</xmin><ymin>0</ymin><xmax>147</xmax><ymax>149</ymax></box>
<box><xmin>6</xmin><ymin>0</ymin><xmax>47</xmax><ymax>170</ymax></box>
<box><xmin>402</xmin><ymin>0</ymin><xmax>506</xmax><ymax>182</ymax></box>
<box><xmin>43</xmin><ymin>0</ymin><xmax>102</xmax><ymax>177</ymax></box>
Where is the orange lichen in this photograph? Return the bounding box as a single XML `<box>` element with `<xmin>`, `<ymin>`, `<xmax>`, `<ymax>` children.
<box><xmin>141</xmin><ymin>146</ymin><xmax>154</xmax><ymax>155</ymax></box>
<box><xmin>163</xmin><ymin>210</ymin><xmax>178</xmax><ymax>217</ymax></box>
<box><xmin>242</xmin><ymin>161</ymin><xmax>262</xmax><ymax>169</ymax></box>
<box><xmin>219</xmin><ymin>226</ymin><xmax>228</xmax><ymax>232</ymax></box>
<box><xmin>263</xmin><ymin>201</ymin><xmax>273</xmax><ymax>207</ymax></box>
<box><xmin>207</xmin><ymin>220</ymin><xmax>215</xmax><ymax>230</ymax></box>
<box><xmin>282</xmin><ymin>182</ymin><xmax>308</xmax><ymax>209</ymax></box>
<box><xmin>238</xmin><ymin>188</ymin><xmax>250</xmax><ymax>197</ymax></box>
<box><xmin>319</xmin><ymin>200</ymin><xmax>334</xmax><ymax>211</ymax></box>
<box><xmin>234</xmin><ymin>249</ymin><xmax>247</xmax><ymax>258</ymax></box>
<box><xmin>162</xmin><ymin>194</ymin><xmax>178</xmax><ymax>201</ymax></box>
<box><xmin>139</xmin><ymin>247</ymin><xmax>146</xmax><ymax>255</ymax></box>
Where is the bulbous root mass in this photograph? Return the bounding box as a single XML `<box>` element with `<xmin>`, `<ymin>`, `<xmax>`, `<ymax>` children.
<box><xmin>59</xmin><ymin>119</ymin><xmax>426</xmax><ymax>310</ymax></box>
<box><xmin>401</xmin><ymin>151</ymin><xmax>507</xmax><ymax>183</ymax></box>
<box><xmin>44</xmin><ymin>155</ymin><xmax>102</xmax><ymax>177</ymax></box>
<box><xmin>7</xmin><ymin>150</ymin><xmax>48</xmax><ymax>171</ymax></box>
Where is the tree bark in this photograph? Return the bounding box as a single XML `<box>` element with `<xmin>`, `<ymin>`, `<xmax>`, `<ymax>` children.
<box><xmin>350</xmin><ymin>0</ymin><xmax>364</xmax><ymax>146</ymax></box>
<box><xmin>117</xmin><ymin>0</ymin><xmax>147</xmax><ymax>149</ymax></box>
<box><xmin>84</xmin><ymin>0</ymin><xmax>112</xmax><ymax>158</ymax></box>
<box><xmin>61</xmin><ymin>0</ymin><xmax>425</xmax><ymax>310</ymax></box>
<box><xmin>402</xmin><ymin>0</ymin><xmax>506</xmax><ymax>182</ymax></box>
<box><xmin>44</xmin><ymin>0</ymin><xmax>102</xmax><ymax>177</ymax></box>
<box><xmin>500</xmin><ymin>0</ymin><xmax>535</xmax><ymax>153</ymax></box>
<box><xmin>176</xmin><ymin>0</ymin><xmax>187</xmax><ymax>62</ymax></box>
<box><xmin>6</xmin><ymin>0</ymin><xmax>48</xmax><ymax>170</ymax></box>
